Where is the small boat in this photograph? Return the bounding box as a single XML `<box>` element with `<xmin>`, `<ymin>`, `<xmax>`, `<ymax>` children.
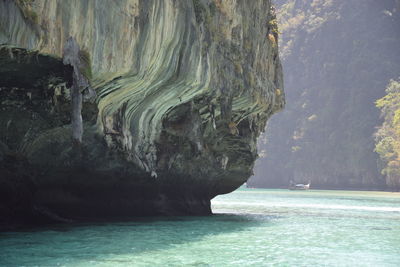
<box><xmin>289</xmin><ymin>180</ymin><xmax>310</xmax><ymax>190</ymax></box>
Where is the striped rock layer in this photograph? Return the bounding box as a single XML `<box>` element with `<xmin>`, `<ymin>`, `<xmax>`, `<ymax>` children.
<box><xmin>0</xmin><ymin>0</ymin><xmax>283</xmax><ymax>223</ymax></box>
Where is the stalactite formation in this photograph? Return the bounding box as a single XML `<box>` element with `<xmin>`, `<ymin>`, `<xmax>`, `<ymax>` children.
<box><xmin>0</xmin><ymin>0</ymin><xmax>283</xmax><ymax>226</ymax></box>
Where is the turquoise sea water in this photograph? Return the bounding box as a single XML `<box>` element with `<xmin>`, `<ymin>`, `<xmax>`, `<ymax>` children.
<box><xmin>1</xmin><ymin>189</ymin><xmax>400</xmax><ymax>266</ymax></box>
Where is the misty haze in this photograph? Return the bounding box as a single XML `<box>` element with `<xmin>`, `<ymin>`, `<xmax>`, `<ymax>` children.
<box><xmin>1</xmin><ymin>0</ymin><xmax>399</xmax><ymax>266</ymax></box>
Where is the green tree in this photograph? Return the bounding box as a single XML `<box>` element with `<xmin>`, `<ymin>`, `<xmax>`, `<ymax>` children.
<box><xmin>375</xmin><ymin>79</ymin><xmax>400</xmax><ymax>190</ymax></box>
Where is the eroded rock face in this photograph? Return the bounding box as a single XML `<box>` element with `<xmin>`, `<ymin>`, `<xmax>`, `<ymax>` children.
<box><xmin>0</xmin><ymin>0</ymin><xmax>283</xmax><ymax>226</ymax></box>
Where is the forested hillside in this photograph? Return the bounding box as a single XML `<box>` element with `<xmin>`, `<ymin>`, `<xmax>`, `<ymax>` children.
<box><xmin>249</xmin><ymin>0</ymin><xmax>400</xmax><ymax>190</ymax></box>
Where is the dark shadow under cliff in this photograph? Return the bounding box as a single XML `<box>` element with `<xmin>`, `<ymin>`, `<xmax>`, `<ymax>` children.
<box><xmin>0</xmin><ymin>46</ymin><xmax>215</xmax><ymax>230</ymax></box>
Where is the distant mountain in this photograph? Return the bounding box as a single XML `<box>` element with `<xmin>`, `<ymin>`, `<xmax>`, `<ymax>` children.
<box><xmin>249</xmin><ymin>0</ymin><xmax>400</xmax><ymax>190</ymax></box>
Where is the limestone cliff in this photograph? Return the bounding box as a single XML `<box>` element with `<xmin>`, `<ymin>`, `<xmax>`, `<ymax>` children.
<box><xmin>0</xmin><ymin>0</ymin><xmax>283</xmax><ymax>226</ymax></box>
